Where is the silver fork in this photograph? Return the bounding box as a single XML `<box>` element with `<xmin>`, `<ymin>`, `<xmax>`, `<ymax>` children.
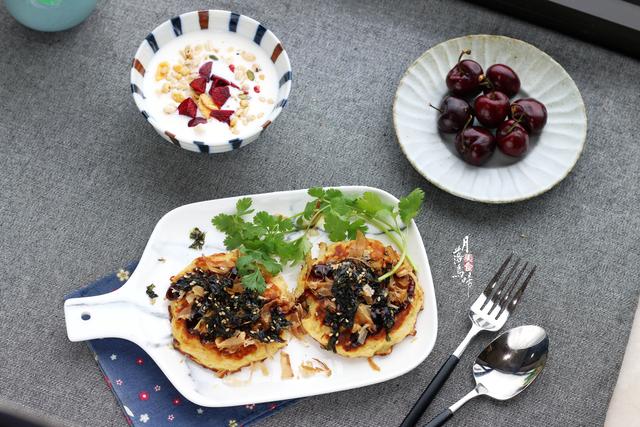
<box><xmin>400</xmin><ymin>255</ymin><xmax>536</xmax><ymax>427</ymax></box>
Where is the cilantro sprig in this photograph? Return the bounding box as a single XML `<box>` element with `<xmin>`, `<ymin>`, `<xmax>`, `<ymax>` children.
<box><xmin>212</xmin><ymin>198</ymin><xmax>311</xmax><ymax>292</ymax></box>
<box><xmin>298</xmin><ymin>187</ymin><xmax>424</xmax><ymax>280</ymax></box>
<box><xmin>212</xmin><ymin>188</ymin><xmax>424</xmax><ymax>292</ymax></box>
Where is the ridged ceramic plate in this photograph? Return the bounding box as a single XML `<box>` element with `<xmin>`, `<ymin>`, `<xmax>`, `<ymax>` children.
<box><xmin>394</xmin><ymin>35</ymin><xmax>587</xmax><ymax>203</ymax></box>
<box><xmin>64</xmin><ymin>187</ymin><xmax>437</xmax><ymax>407</ymax></box>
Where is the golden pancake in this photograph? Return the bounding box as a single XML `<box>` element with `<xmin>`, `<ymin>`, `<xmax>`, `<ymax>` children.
<box><xmin>167</xmin><ymin>250</ymin><xmax>294</xmax><ymax>376</ymax></box>
<box><xmin>297</xmin><ymin>233</ymin><xmax>423</xmax><ymax>357</ymax></box>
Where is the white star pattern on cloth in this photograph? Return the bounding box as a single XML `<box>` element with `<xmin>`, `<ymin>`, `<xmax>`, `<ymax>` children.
<box><xmin>167</xmin><ymin>414</ymin><xmax>175</xmax><ymax>421</ymax></box>
<box><xmin>196</xmin><ymin>408</ymin><xmax>204</xmax><ymax>415</ymax></box>
<box><xmin>139</xmin><ymin>414</ymin><xmax>149</xmax><ymax>423</ymax></box>
<box><xmin>115</xmin><ymin>379</ymin><xmax>123</xmax><ymax>386</ymax></box>
<box><xmin>110</xmin><ymin>354</ymin><xmax>117</xmax><ymax>361</ymax></box>
<box><xmin>154</xmin><ymin>385</ymin><xmax>161</xmax><ymax>392</ymax></box>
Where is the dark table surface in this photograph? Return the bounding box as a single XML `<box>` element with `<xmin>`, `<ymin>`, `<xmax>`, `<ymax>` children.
<box><xmin>1</xmin><ymin>0</ymin><xmax>639</xmax><ymax>426</ymax></box>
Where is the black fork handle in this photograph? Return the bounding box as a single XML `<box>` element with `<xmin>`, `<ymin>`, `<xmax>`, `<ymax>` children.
<box><xmin>399</xmin><ymin>355</ymin><xmax>460</xmax><ymax>427</ymax></box>
<box><xmin>424</xmin><ymin>409</ymin><xmax>454</xmax><ymax>427</ymax></box>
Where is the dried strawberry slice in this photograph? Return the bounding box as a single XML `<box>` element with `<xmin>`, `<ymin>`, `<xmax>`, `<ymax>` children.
<box><xmin>209</xmin><ymin>85</ymin><xmax>231</xmax><ymax>108</ymax></box>
<box><xmin>199</xmin><ymin>61</ymin><xmax>212</xmax><ymax>79</ymax></box>
<box><xmin>209</xmin><ymin>109</ymin><xmax>234</xmax><ymax>125</ymax></box>
<box><xmin>189</xmin><ymin>77</ymin><xmax>207</xmax><ymax>94</ymax></box>
<box><xmin>210</xmin><ymin>74</ymin><xmax>240</xmax><ymax>89</ymax></box>
<box><xmin>177</xmin><ymin>98</ymin><xmax>197</xmax><ymax>118</ymax></box>
<box><xmin>188</xmin><ymin>117</ymin><xmax>208</xmax><ymax>127</ymax></box>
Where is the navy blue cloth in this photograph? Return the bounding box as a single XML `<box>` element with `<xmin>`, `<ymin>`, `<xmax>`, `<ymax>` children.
<box><xmin>65</xmin><ymin>262</ymin><xmax>295</xmax><ymax>426</ymax></box>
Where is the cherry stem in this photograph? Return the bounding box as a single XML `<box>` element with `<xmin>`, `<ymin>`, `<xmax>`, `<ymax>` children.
<box><xmin>429</xmin><ymin>103</ymin><xmax>443</xmax><ymax>113</ymax></box>
<box><xmin>462</xmin><ymin>114</ymin><xmax>473</xmax><ymax>132</ymax></box>
<box><xmin>479</xmin><ymin>74</ymin><xmax>493</xmax><ymax>90</ymax></box>
<box><xmin>506</xmin><ymin>120</ymin><xmax>520</xmax><ymax>134</ymax></box>
<box><xmin>457</xmin><ymin>49</ymin><xmax>471</xmax><ymax>64</ymax></box>
<box><xmin>511</xmin><ymin>108</ymin><xmax>524</xmax><ymax>124</ymax></box>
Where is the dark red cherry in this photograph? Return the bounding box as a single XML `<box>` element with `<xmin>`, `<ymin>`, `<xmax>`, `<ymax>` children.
<box><xmin>510</xmin><ymin>98</ymin><xmax>547</xmax><ymax>134</ymax></box>
<box><xmin>484</xmin><ymin>64</ymin><xmax>520</xmax><ymax>97</ymax></box>
<box><xmin>474</xmin><ymin>91</ymin><xmax>510</xmax><ymax>128</ymax></box>
<box><xmin>446</xmin><ymin>50</ymin><xmax>484</xmax><ymax>97</ymax></box>
<box><xmin>455</xmin><ymin>126</ymin><xmax>496</xmax><ymax>166</ymax></box>
<box><xmin>431</xmin><ymin>96</ymin><xmax>473</xmax><ymax>133</ymax></box>
<box><xmin>496</xmin><ymin>119</ymin><xmax>529</xmax><ymax>157</ymax></box>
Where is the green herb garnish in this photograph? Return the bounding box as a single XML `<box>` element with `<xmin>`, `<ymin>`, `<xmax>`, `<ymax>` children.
<box><xmin>146</xmin><ymin>284</ymin><xmax>158</xmax><ymax>299</ymax></box>
<box><xmin>212</xmin><ymin>189</ymin><xmax>424</xmax><ymax>292</ymax></box>
<box><xmin>212</xmin><ymin>198</ymin><xmax>311</xmax><ymax>292</ymax></box>
<box><xmin>189</xmin><ymin>227</ymin><xmax>206</xmax><ymax>250</ymax></box>
<box><xmin>300</xmin><ymin>187</ymin><xmax>424</xmax><ymax>280</ymax></box>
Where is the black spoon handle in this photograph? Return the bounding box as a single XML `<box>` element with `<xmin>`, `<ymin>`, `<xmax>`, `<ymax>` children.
<box><xmin>423</xmin><ymin>409</ymin><xmax>454</xmax><ymax>427</ymax></box>
<box><xmin>399</xmin><ymin>354</ymin><xmax>459</xmax><ymax>427</ymax></box>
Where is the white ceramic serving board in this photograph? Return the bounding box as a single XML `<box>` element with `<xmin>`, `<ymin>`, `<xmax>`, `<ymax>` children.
<box><xmin>64</xmin><ymin>186</ymin><xmax>437</xmax><ymax>407</ymax></box>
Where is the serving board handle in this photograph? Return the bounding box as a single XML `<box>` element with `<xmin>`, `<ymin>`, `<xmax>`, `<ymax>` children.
<box><xmin>64</xmin><ymin>290</ymin><xmax>141</xmax><ymax>342</ymax></box>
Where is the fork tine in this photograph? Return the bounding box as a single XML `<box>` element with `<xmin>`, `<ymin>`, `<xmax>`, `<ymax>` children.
<box><xmin>486</xmin><ymin>257</ymin><xmax>520</xmax><ymax>314</ymax></box>
<box><xmin>495</xmin><ymin>262</ymin><xmax>528</xmax><ymax>318</ymax></box>
<box><xmin>506</xmin><ymin>265</ymin><xmax>536</xmax><ymax>314</ymax></box>
<box><xmin>481</xmin><ymin>253</ymin><xmax>513</xmax><ymax>299</ymax></box>
<box><xmin>479</xmin><ymin>254</ymin><xmax>514</xmax><ymax>311</ymax></box>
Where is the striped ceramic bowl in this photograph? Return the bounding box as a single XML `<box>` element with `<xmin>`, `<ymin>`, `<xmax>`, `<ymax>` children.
<box><xmin>130</xmin><ymin>10</ymin><xmax>292</xmax><ymax>153</ymax></box>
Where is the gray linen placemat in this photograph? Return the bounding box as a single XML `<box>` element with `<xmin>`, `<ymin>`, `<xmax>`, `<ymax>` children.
<box><xmin>0</xmin><ymin>0</ymin><xmax>638</xmax><ymax>426</ymax></box>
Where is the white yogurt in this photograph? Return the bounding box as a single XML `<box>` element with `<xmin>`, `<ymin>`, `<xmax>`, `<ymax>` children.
<box><xmin>144</xmin><ymin>30</ymin><xmax>279</xmax><ymax>142</ymax></box>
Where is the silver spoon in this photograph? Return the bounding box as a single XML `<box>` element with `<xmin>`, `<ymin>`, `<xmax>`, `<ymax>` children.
<box><xmin>423</xmin><ymin>325</ymin><xmax>549</xmax><ymax>427</ymax></box>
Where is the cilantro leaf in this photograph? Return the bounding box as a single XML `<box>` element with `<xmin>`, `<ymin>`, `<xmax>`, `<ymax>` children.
<box><xmin>328</xmin><ymin>195</ymin><xmax>351</xmax><ymax>216</ymax></box>
<box><xmin>325</xmin><ymin>188</ymin><xmax>344</xmax><ymax>200</ymax></box>
<box><xmin>277</xmin><ymin>236</ymin><xmax>310</xmax><ymax>265</ymax></box>
<box><xmin>211</xmin><ymin>213</ymin><xmax>236</xmax><ymax>233</ymax></box>
<box><xmin>307</xmin><ymin>187</ymin><xmax>325</xmax><ymax>198</ymax></box>
<box><xmin>398</xmin><ymin>188</ymin><xmax>425</xmax><ymax>224</ymax></box>
<box><xmin>260</xmin><ymin>257</ymin><xmax>282</xmax><ymax>275</ymax></box>
<box><xmin>276</xmin><ymin>216</ymin><xmax>295</xmax><ymax>233</ymax></box>
<box><xmin>253</xmin><ymin>211</ymin><xmax>276</xmax><ymax>229</ymax></box>
<box><xmin>355</xmin><ymin>192</ymin><xmax>389</xmax><ymax>216</ymax></box>
<box><xmin>346</xmin><ymin>218</ymin><xmax>368</xmax><ymax>240</ymax></box>
<box><xmin>324</xmin><ymin>211</ymin><xmax>349</xmax><ymax>241</ymax></box>
<box><xmin>303</xmin><ymin>200</ymin><xmax>318</xmax><ymax>220</ymax></box>
<box><xmin>240</xmin><ymin>269</ymin><xmax>266</xmax><ymax>292</ymax></box>
<box><xmin>236</xmin><ymin>197</ymin><xmax>253</xmax><ymax>215</ymax></box>
<box><xmin>223</xmin><ymin>233</ymin><xmax>243</xmax><ymax>250</ymax></box>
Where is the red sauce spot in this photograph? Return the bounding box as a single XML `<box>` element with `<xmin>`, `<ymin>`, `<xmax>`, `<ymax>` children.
<box><xmin>262</xmin><ymin>284</ymin><xmax>281</xmax><ymax>300</ymax></box>
<box><xmin>334</xmin><ymin>244</ymin><xmax>348</xmax><ymax>258</ymax></box>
